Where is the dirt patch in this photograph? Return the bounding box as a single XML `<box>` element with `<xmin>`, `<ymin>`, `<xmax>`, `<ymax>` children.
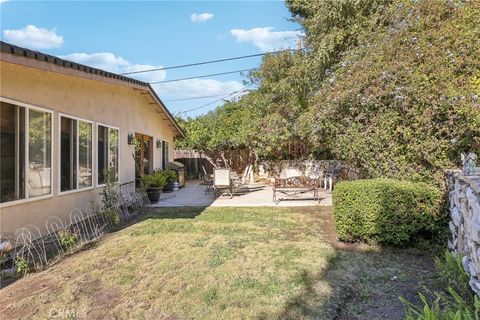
<box><xmin>331</xmin><ymin>250</ymin><xmax>437</xmax><ymax>320</ymax></box>
<box><xmin>0</xmin><ymin>273</ymin><xmax>59</xmax><ymax>319</ymax></box>
<box><xmin>283</xmin><ymin>207</ymin><xmax>439</xmax><ymax>320</ymax></box>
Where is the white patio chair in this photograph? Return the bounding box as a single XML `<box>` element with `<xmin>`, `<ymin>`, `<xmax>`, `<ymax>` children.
<box><xmin>233</xmin><ymin>165</ymin><xmax>251</xmax><ymax>185</ymax></box>
<box><xmin>202</xmin><ymin>165</ymin><xmax>214</xmax><ymax>194</ymax></box>
<box><xmin>213</xmin><ymin>168</ymin><xmax>232</xmax><ymax>198</ymax></box>
<box><xmin>230</xmin><ymin>165</ymin><xmax>253</xmax><ymax>195</ymax></box>
<box><xmin>324</xmin><ymin>165</ymin><xmax>336</xmax><ymax>192</ymax></box>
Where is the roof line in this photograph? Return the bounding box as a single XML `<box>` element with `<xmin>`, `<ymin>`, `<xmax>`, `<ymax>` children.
<box><xmin>147</xmin><ymin>84</ymin><xmax>185</xmax><ymax>137</ymax></box>
<box><xmin>0</xmin><ymin>40</ymin><xmax>184</xmax><ymax>137</ymax></box>
<box><xmin>0</xmin><ymin>41</ymin><xmax>149</xmax><ymax>87</ymax></box>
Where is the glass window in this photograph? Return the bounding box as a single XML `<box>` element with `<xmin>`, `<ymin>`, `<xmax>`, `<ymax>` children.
<box><xmin>0</xmin><ymin>101</ymin><xmax>52</xmax><ymax>203</ymax></box>
<box><xmin>60</xmin><ymin>116</ymin><xmax>92</xmax><ymax>192</ymax></box>
<box><xmin>98</xmin><ymin>125</ymin><xmax>119</xmax><ymax>184</ymax></box>
<box><xmin>28</xmin><ymin>109</ymin><xmax>52</xmax><ymax>197</ymax></box>
<box><xmin>79</xmin><ymin>121</ymin><xmax>93</xmax><ymax>188</ymax></box>
<box><xmin>0</xmin><ymin>102</ymin><xmax>25</xmax><ymax>203</ymax></box>
<box><xmin>60</xmin><ymin>117</ymin><xmax>77</xmax><ymax>191</ymax></box>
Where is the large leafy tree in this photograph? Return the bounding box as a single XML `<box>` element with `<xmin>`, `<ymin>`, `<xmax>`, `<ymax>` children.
<box><xmin>304</xmin><ymin>0</ymin><xmax>480</xmax><ymax>184</ymax></box>
<box><xmin>176</xmin><ymin>0</ymin><xmax>480</xmax><ymax>186</ymax></box>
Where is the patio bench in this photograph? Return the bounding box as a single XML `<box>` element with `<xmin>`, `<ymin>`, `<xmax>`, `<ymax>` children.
<box><xmin>273</xmin><ymin>176</ymin><xmax>320</xmax><ymax>202</ymax></box>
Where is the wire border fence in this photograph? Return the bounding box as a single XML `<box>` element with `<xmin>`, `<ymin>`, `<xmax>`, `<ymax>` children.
<box><xmin>1</xmin><ymin>181</ymin><xmax>150</xmax><ymax>277</ymax></box>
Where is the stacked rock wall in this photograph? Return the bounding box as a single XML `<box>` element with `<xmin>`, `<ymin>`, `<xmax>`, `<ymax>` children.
<box><xmin>446</xmin><ymin>171</ymin><xmax>480</xmax><ymax>295</ymax></box>
<box><xmin>259</xmin><ymin>160</ymin><xmax>359</xmax><ymax>181</ymax></box>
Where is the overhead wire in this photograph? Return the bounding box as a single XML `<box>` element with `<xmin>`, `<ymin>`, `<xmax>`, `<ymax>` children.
<box><xmin>150</xmin><ymin>68</ymin><xmax>255</xmax><ymax>84</ymax></box>
<box><xmin>121</xmin><ymin>48</ymin><xmax>297</xmax><ymax>75</ymax></box>
<box><xmin>164</xmin><ymin>94</ymin><xmax>225</xmax><ymax>102</ymax></box>
<box><xmin>176</xmin><ymin>88</ymin><xmax>249</xmax><ymax>115</ymax></box>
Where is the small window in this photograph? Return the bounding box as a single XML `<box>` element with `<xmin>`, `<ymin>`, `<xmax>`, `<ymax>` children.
<box><xmin>97</xmin><ymin>125</ymin><xmax>119</xmax><ymax>184</ymax></box>
<box><xmin>60</xmin><ymin>115</ymin><xmax>92</xmax><ymax>192</ymax></box>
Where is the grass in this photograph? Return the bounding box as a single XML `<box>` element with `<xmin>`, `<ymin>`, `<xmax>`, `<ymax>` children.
<box><xmin>0</xmin><ymin>207</ymin><xmax>437</xmax><ymax>320</ymax></box>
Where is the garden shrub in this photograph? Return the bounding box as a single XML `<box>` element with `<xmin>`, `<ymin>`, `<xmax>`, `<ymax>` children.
<box><xmin>333</xmin><ymin>179</ymin><xmax>445</xmax><ymax>245</ymax></box>
<box><xmin>58</xmin><ymin>229</ymin><xmax>78</xmax><ymax>250</ymax></box>
<box><xmin>402</xmin><ymin>289</ymin><xmax>479</xmax><ymax>320</ymax></box>
<box><xmin>435</xmin><ymin>251</ymin><xmax>473</xmax><ymax>301</ymax></box>
<box><xmin>100</xmin><ymin>168</ymin><xmax>121</xmax><ymax>226</ymax></box>
<box><xmin>14</xmin><ymin>257</ymin><xmax>29</xmax><ymax>276</ymax></box>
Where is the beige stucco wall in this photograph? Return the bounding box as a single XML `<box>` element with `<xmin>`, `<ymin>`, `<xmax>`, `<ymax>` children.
<box><xmin>0</xmin><ymin>60</ymin><xmax>176</xmax><ymax>235</ymax></box>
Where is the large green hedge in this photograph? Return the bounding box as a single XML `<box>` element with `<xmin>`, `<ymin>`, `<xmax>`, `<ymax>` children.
<box><xmin>333</xmin><ymin>179</ymin><xmax>445</xmax><ymax>245</ymax></box>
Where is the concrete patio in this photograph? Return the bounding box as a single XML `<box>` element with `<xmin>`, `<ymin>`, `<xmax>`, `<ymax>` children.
<box><xmin>150</xmin><ymin>180</ymin><xmax>332</xmax><ymax>207</ymax></box>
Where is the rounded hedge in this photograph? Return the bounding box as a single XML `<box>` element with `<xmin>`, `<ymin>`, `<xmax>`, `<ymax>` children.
<box><xmin>332</xmin><ymin>179</ymin><xmax>446</xmax><ymax>246</ymax></box>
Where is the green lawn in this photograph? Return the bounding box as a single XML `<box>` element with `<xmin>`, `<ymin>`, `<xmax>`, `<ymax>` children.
<box><xmin>1</xmin><ymin>207</ymin><xmax>436</xmax><ymax>319</ymax></box>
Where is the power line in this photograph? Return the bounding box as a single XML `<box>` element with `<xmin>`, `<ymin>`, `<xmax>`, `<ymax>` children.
<box><xmin>150</xmin><ymin>68</ymin><xmax>255</xmax><ymax>84</ymax></box>
<box><xmin>164</xmin><ymin>94</ymin><xmax>225</xmax><ymax>102</ymax></box>
<box><xmin>121</xmin><ymin>49</ymin><xmax>297</xmax><ymax>75</ymax></box>
<box><xmin>177</xmin><ymin>88</ymin><xmax>248</xmax><ymax>115</ymax></box>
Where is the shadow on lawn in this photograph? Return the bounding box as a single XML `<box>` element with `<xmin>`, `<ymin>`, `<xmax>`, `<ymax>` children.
<box><xmin>143</xmin><ymin>206</ymin><xmax>209</xmax><ymax>220</ymax></box>
<box><xmin>276</xmin><ymin>246</ymin><xmax>438</xmax><ymax>320</ymax></box>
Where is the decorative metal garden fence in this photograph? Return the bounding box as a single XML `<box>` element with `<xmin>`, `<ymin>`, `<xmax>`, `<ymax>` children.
<box><xmin>1</xmin><ymin>182</ymin><xmax>150</xmax><ymax>277</ymax></box>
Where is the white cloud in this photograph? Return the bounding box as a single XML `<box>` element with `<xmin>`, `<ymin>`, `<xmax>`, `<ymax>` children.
<box><xmin>3</xmin><ymin>25</ymin><xmax>64</xmax><ymax>49</ymax></box>
<box><xmin>190</xmin><ymin>13</ymin><xmax>214</xmax><ymax>23</ymax></box>
<box><xmin>0</xmin><ymin>0</ymin><xmax>10</xmax><ymax>4</ymax></box>
<box><xmin>230</xmin><ymin>27</ymin><xmax>302</xmax><ymax>52</ymax></box>
<box><xmin>59</xmin><ymin>52</ymin><xmax>167</xmax><ymax>83</ymax></box>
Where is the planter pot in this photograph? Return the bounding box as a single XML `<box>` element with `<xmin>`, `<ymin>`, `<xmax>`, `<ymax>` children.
<box><xmin>163</xmin><ymin>181</ymin><xmax>175</xmax><ymax>193</ymax></box>
<box><xmin>146</xmin><ymin>187</ymin><xmax>162</xmax><ymax>203</ymax></box>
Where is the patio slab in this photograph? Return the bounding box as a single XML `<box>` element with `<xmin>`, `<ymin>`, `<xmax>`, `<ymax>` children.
<box><xmin>150</xmin><ymin>180</ymin><xmax>332</xmax><ymax>207</ymax></box>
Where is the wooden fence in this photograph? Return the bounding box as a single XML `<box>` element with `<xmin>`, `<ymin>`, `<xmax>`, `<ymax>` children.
<box><xmin>173</xmin><ymin>149</ymin><xmax>254</xmax><ymax>180</ymax></box>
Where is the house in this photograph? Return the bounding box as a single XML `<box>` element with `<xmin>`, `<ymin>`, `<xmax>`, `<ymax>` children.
<box><xmin>0</xmin><ymin>41</ymin><xmax>184</xmax><ymax>235</ymax></box>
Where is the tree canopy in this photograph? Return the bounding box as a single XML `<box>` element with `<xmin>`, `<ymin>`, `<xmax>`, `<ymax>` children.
<box><xmin>176</xmin><ymin>0</ymin><xmax>480</xmax><ymax>186</ymax></box>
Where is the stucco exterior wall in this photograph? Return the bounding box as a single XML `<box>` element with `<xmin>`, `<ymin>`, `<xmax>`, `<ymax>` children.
<box><xmin>0</xmin><ymin>61</ymin><xmax>176</xmax><ymax>234</ymax></box>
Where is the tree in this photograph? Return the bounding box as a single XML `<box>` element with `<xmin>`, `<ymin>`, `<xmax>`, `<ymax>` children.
<box><xmin>176</xmin><ymin>0</ymin><xmax>480</xmax><ymax>187</ymax></box>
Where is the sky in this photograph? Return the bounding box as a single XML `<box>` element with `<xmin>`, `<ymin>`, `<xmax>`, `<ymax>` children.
<box><xmin>0</xmin><ymin>0</ymin><xmax>302</xmax><ymax>117</ymax></box>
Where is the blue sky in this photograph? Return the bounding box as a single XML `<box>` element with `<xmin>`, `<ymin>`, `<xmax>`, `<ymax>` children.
<box><xmin>0</xmin><ymin>0</ymin><xmax>301</xmax><ymax>116</ymax></box>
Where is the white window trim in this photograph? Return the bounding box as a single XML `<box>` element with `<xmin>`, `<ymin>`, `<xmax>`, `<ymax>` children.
<box><xmin>0</xmin><ymin>97</ymin><xmax>54</xmax><ymax>208</ymax></box>
<box><xmin>95</xmin><ymin>122</ymin><xmax>120</xmax><ymax>188</ymax></box>
<box><xmin>58</xmin><ymin>113</ymin><xmax>94</xmax><ymax>195</ymax></box>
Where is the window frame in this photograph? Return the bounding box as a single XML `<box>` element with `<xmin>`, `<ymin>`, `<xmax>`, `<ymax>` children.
<box><xmin>95</xmin><ymin>122</ymin><xmax>120</xmax><ymax>188</ymax></box>
<box><xmin>58</xmin><ymin>113</ymin><xmax>94</xmax><ymax>195</ymax></box>
<box><xmin>0</xmin><ymin>97</ymin><xmax>54</xmax><ymax>208</ymax></box>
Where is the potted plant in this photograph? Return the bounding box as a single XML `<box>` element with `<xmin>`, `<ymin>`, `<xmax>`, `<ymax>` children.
<box><xmin>162</xmin><ymin>169</ymin><xmax>178</xmax><ymax>193</ymax></box>
<box><xmin>141</xmin><ymin>171</ymin><xmax>167</xmax><ymax>203</ymax></box>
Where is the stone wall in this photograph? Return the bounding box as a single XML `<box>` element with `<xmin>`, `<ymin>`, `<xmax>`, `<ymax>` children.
<box><xmin>446</xmin><ymin>171</ymin><xmax>480</xmax><ymax>295</ymax></box>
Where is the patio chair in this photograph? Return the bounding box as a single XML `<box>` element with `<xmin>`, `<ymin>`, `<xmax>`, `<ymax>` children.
<box><xmin>232</xmin><ymin>165</ymin><xmax>251</xmax><ymax>185</ymax></box>
<box><xmin>213</xmin><ymin>168</ymin><xmax>233</xmax><ymax>198</ymax></box>
<box><xmin>324</xmin><ymin>165</ymin><xmax>336</xmax><ymax>192</ymax></box>
<box><xmin>231</xmin><ymin>165</ymin><xmax>253</xmax><ymax>194</ymax></box>
<box><xmin>202</xmin><ymin>165</ymin><xmax>214</xmax><ymax>195</ymax></box>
